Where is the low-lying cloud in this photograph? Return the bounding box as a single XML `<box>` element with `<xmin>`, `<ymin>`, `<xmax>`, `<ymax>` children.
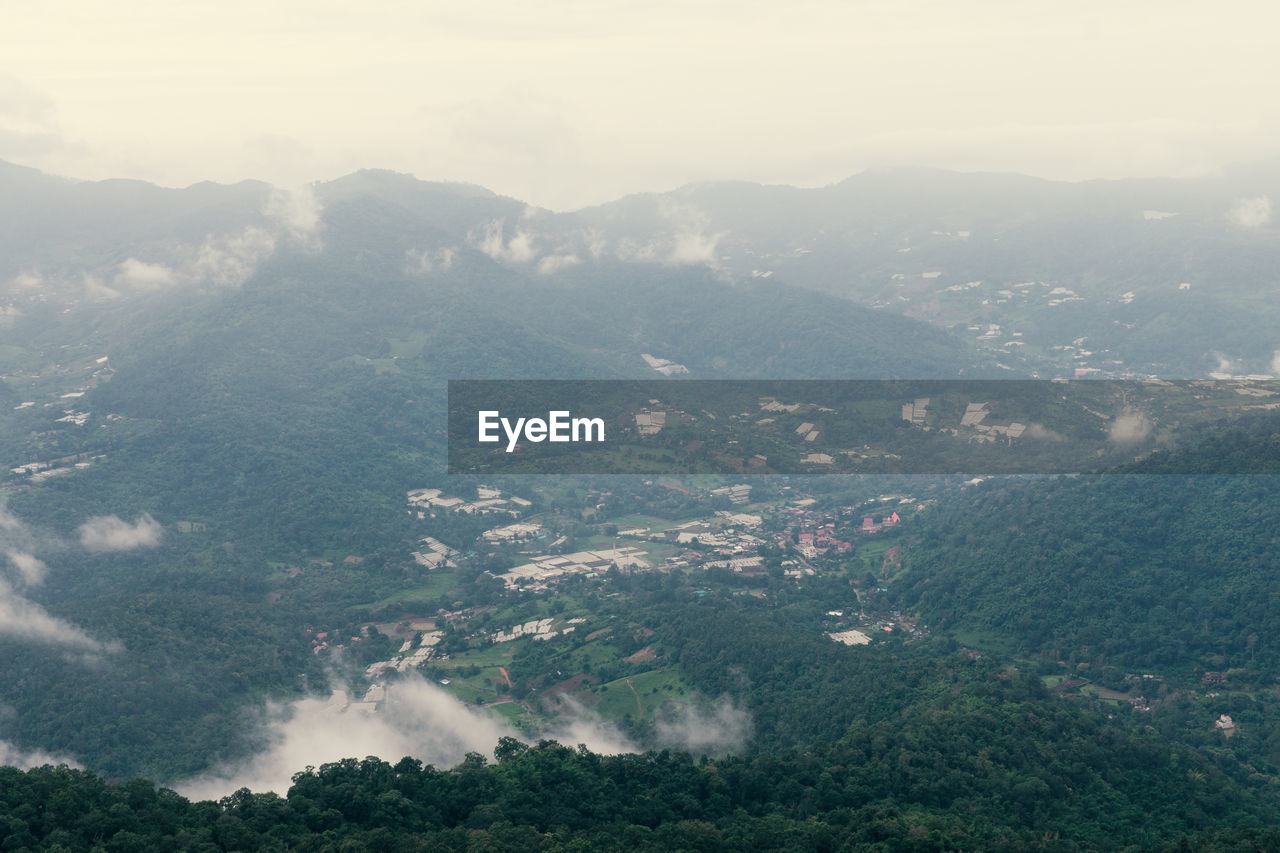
<box><xmin>114</xmin><ymin>258</ymin><xmax>176</xmax><ymax>290</ymax></box>
<box><xmin>474</xmin><ymin>220</ymin><xmax>538</xmax><ymax>263</ymax></box>
<box><xmin>405</xmin><ymin>247</ymin><xmax>455</xmax><ymax>275</ymax></box>
<box><xmin>5</xmin><ymin>550</ymin><xmax>48</xmax><ymax>586</ymax></box>
<box><xmin>192</xmin><ymin>227</ymin><xmax>277</xmax><ymax>289</ymax></box>
<box><xmin>0</xmin><ymin>508</ymin><xmax>24</xmax><ymax>534</ymax></box>
<box><xmin>0</xmin><ymin>577</ymin><xmax>112</xmax><ymax>655</ymax></box>
<box><xmin>1227</xmin><ymin>196</ymin><xmax>1272</xmax><ymax>228</ymax></box>
<box><xmin>0</xmin><ymin>510</ymin><xmax>43</xmax><ymax>585</ymax></box>
<box><xmin>1109</xmin><ymin>409</ymin><xmax>1153</xmax><ymax>444</ymax></box>
<box><xmin>467</xmin><ymin>202</ymin><xmax>727</xmax><ymax>275</ymax></box>
<box><xmin>536</xmin><ymin>253</ymin><xmax>581</xmax><ymax>275</ymax></box>
<box><xmin>653</xmin><ymin>699</ymin><xmax>752</xmax><ymax>756</ymax></box>
<box><xmin>75</xmin><ymin>183</ymin><xmax>325</xmax><ymax>297</ymax></box>
<box><xmin>0</xmin><ymin>508</ymin><xmax>117</xmax><ymax>658</ymax></box>
<box><xmin>668</xmin><ymin>229</ymin><xmax>722</xmax><ymax>265</ymax></box>
<box><xmin>0</xmin><ymin>739</ymin><xmax>80</xmax><ymax>770</ymax></box>
<box><xmin>176</xmin><ymin>677</ymin><xmax>630</xmax><ymax>799</ymax></box>
<box><xmin>82</xmin><ymin>272</ymin><xmax>119</xmax><ymax>301</ymax></box>
<box><xmin>176</xmin><ymin>675</ymin><xmax>747</xmax><ymax>800</ymax></box>
<box><xmin>264</xmin><ymin>185</ymin><xmax>324</xmax><ymax>247</ymax></box>
<box><xmin>657</xmin><ymin>199</ymin><xmax>725</xmax><ymax>266</ymax></box>
<box><xmin>1023</xmin><ymin>422</ymin><xmax>1066</xmax><ymax>442</ymax></box>
<box><xmin>1210</xmin><ymin>351</ymin><xmax>1238</xmax><ymax>375</ymax></box>
<box><xmin>611</xmin><ymin>200</ymin><xmax>727</xmax><ymax>267</ymax></box>
<box><xmin>7</xmin><ymin>271</ymin><xmax>43</xmax><ymax>293</ymax></box>
<box><xmin>104</xmin><ymin>226</ymin><xmax>279</xmax><ymax>294</ymax></box>
<box><xmin>77</xmin><ymin>514</ymin><xmax>163</xmax><ymax>552</ymax></box>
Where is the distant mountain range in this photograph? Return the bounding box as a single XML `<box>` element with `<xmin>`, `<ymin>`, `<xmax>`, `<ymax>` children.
<box><xmin>4</xmin><ymin>159</ymin><xmax>1280</xmax><ymax>379</ymax></box>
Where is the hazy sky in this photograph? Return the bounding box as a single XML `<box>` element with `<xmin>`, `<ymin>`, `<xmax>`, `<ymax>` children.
<box><xmin>2</xmin><ymin>0</ymin><xmax>1278</xmax><ymax>209</ymax></box>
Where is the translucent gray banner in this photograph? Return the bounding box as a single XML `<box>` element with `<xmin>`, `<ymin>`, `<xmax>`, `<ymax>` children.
<box><xmin>448</xmin><ymin>379</ymin><xmax>1280</xmax><ymax>474</ymax></box>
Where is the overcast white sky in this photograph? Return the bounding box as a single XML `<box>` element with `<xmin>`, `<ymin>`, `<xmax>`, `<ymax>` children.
<box><xmin>2</xmin><ymin>0</ymin><xmax>1278</xmax><ymax>209</ymax></box>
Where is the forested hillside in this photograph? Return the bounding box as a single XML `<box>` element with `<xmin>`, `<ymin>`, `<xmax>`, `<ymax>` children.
<box><xmin>0</xmin><ymin>169</ymin><xmax>989</xmax><ymax>782</ymax></box>
<box><xmin>7</xmin><ymin>161</ymin><xmax>1280</xmax><ymax>848</ymax></box>
<box><xmin>883</xmin><ymin>422</ymin><xmax>1280</xmax><ymax>790</ymax></box>
<box><xmin>3</xmin><ymin>645</ymin><xmax>1275</xmax><ymax>852</ymax></box>
<box><xmin>891</xmin><ymin>471</ymin><xmax>1280</xmax><ymax>674</ymax></box>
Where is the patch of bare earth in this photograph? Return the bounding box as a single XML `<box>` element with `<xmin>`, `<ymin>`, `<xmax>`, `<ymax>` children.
<box><xmin>623</xmin><ymin>646</ymin><xmax>657</xmax><ymax>665</ymax></box>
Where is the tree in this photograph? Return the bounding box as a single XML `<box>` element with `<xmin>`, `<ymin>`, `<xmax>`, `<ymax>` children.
<box><xmin>494</xmin><ymin>737</ymin><xmax>528</xmax><ymax>763</ymax></box>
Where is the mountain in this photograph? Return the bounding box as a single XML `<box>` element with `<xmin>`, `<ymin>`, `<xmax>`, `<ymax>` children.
<box><xmin>882</xmin><ymin>417</ymin><xmax>1280</xmax><ymax>781</ymax></box>
<box><xmin>579</xmin><ymin>165</ymin><xmax>1280</xmax><ymax>376</ymax></box>
<box><xmin>4</xmin><ymin>159</ymin><xmax>1280</xmax><ymax>853</ymax></box>
<box><xmin>8</xmin><ymin>159</ymin><xmax>1280</xmax><ymax>377</ymax></box>
<box><xmin>0</xmin><ymin>162</ymin><xmax>988</xmax><ymax>780</ymax></box>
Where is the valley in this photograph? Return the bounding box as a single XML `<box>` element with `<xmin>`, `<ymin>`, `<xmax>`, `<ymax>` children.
<box><xmin>4</xmin><ymin>160</ymin><xmax>1280</xmax><ymax>849</ymax></box>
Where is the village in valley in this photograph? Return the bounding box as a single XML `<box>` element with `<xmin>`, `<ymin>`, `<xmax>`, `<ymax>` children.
<box><xmin>290</xmin><ymin>465</ymin><xmax>1248</xmax><ymax>742</ymax></box>
<box><xmin>415</xmin><ymin>480</ymin><xmax>926</xmax><ymax>600</ymax></box>
<box><xmin>2</xmin><ymin>346</ymin><xmax>1260</xmax><ymax>746</ymax></box>
<box><xmin>302</xmin><ymin>474</ymin><xmax>937</xmax><ymax>727</ymax></box>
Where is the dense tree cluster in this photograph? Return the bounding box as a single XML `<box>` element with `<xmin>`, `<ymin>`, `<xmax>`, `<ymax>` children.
<box><xmin>3</xmin><ymin>653</ymin><xmax>1274</xmax><ymax>852</ymax></box>
<box><xmin>891</xmin><ymin>472</ymin><xmax>1280</xmax><ymax>674</ymax></box>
